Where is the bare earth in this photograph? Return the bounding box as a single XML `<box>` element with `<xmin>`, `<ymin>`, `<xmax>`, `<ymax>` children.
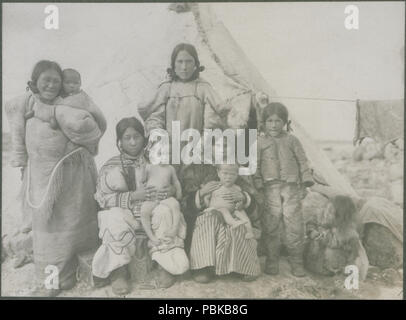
<box><xmin>1</xmin><ymin>137</ymin><xmax>403</xmax><ymax>299</ymax></box>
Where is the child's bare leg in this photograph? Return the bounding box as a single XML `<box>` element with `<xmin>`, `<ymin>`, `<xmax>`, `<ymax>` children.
<box><xmin>140</xmin><ymin>201</ymin><xmax>160</xmax><ymax>245</ymax></box>
<box><xmin>217</xmin><ymin>208</ymin><xmax>245</xmax><ymax>228</ymax></box>
<box><xmin>161</xmin><ymin>197</ymin><xmax>181</xmax><ymax>238</ymax></box>
<box><xmin>234</xmin><ymin>210</ymin><xmax>254</xmax><ymax>239</ymax></box>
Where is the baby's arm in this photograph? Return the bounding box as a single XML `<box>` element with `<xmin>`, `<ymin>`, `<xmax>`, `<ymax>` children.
<box><xmin>170</xmin><ymin>165</ymin><xmax>182</xmax><ymax>200</ymax></box>
<box><xmin>232</xmin><ymin>185</ymin><xmax>244</xmax><ymax>210</ymax></box>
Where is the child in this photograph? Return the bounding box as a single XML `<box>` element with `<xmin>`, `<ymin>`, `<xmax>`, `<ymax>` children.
<box><xmin>61</xmin><ymin>68</ymin><xmax>82</xmax><ymax>97</ymax></box>
<box><xmin>203</xmin><ymin>164</ymin><xmax>254</xmax><ymax>239</ymax></box>
<box><xmin>254</xmin><ymin>102</ymin><xmax>314</xmax><ymax>277</ymax></box>
<box><xmin>306</xmin><ymin>195</ymin><xmax>368</xmax><ymax>280</ymax></box>
<box><xmin>32</xmin><ymin>69</ymin><xmax>106</xmax><ymax>152</ymax></box>
<box><xmin>139</xmin><ymin>150</ymin><xmax>189</xmax><ymax>275</ymax></box>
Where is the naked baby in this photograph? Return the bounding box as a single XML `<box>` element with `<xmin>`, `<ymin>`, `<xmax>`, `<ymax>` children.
<box><xmin>139</xmin><ymin>149</ymin><xmax>189</xmax><ymax>275</ymax></box>
<box><xmin>204</xmin><ymin>164</ymin><xmax>254</xmax><ymax>239</ymax></box>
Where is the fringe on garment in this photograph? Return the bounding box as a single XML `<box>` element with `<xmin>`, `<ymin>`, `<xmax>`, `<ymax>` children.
<box><xmin>19</xmin><ymin>148</ymin><xmax>94</xmax><ymax>222</ymax></box>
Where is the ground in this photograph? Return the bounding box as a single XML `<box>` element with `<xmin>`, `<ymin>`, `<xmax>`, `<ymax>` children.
<box><xmin>1</xmin><ymin>135</ymin><xmax>403</xmax><ymax>299</ymax></box>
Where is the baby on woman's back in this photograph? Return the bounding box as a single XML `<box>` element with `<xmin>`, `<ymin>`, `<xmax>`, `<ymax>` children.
<box><xmin>61</xmin><ymin>68</ymin><xmax>82</xmax><ymax>97</ymax></box>
<box><xmin>32</xmin><ymin>68</ymin><xmax>106</xmax><ymax>152</ymax></box>
<box><xmin>34</xmin><ymin>69</ymin><xmax>94</xmax><ymax>126</ymax></box>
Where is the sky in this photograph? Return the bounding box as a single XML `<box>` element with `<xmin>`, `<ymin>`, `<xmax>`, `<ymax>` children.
<box><xmin>2</xmin><ymin>2</ymin><xmax>404</xmax><ymax>141</ymax></box>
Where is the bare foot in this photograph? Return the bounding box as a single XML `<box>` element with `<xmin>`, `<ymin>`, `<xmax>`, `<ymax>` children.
<box><xmin>245</xmin><ymin>231</ymin><xmax>254</xmax><ymax>239</ymax></box>
<box><xmin>230</xmin><ymin>220</ymin><xmax>245</xmax><ymax>229</ymax></box>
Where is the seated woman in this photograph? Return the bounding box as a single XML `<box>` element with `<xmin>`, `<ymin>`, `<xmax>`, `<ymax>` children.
<box><xmin>181</xmin><ymin>163</ymin><xmax>261</xmax><ymax>283</ymax></box>
<box><xmin>91</xmin><ymin>117</ymin><xmax>176</xmax><ymax>295</ymax></box>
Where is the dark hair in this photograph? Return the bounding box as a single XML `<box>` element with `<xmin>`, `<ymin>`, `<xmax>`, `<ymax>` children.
<box><xmin>167</xmin><ymin>43</ymin><xmax>205</xmax><ymax>81</ymax></box>
<box><xmin>261</xmin><ymin>102</ymin><xmax>291</xmax><ymax>132</ymax></box>
<box><xmin>26</xmin><ymin>60</ymin><xmax>63</xmax><ymax>94</ymax></box>
<box><xmin>216</xmin><ymin>163</ymin><xmax>239</xmax><ymax>171</ymax></box>
<box><xmin>62</xmin><ymin>68</ymin><xmax>81</xmax><ymax>81</ymax></box>
<box><xmin>115</xmin><ymin>117</ymin><xmax>146</xmax><ymax>150</ymax></box>
<box><xmin>331</xmin><ymin>195</ymin><xmax>357</xmax><ymax>230</ymax></box>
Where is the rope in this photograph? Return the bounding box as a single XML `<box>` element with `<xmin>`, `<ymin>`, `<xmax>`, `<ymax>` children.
<box><xmin>26</xmin><ymin>147</ymin><xmax>84</xmax><ymax>209</ymax></box>
<box><xmin>271</xmin><ymin>96</ymin><xmax>357</xmax><ymax>103</ymax></box>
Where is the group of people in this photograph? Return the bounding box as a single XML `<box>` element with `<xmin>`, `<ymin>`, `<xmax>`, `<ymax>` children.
<box><xmin>6</xmin><ymin>43</ymin><xmax>364</xmax><ymax>297</ymax></box>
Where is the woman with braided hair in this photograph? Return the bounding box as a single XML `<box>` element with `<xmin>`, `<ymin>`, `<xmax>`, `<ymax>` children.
<box><xmin>92</xmin><ymin>117</ymin><xmax>177</xmax><ymax>295</ymax></box>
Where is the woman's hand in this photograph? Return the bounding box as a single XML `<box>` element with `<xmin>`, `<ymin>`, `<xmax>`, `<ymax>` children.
<box><xmin>131</xmin><ymin>185</ymin><xmax>157</xmax><ymax>201</ymax></box>
<box><xmin>213</xmin><ymin>189</ymin><xmax>238</xmax><ymax>210</ymax></box>
<box><xmin>199</xmin><ymin>181</ymin><xmax>222</xmax><ymax>198</ymax></box>
<box><xmin>217</xmin><ymin>189</ymin><xmax>245</xmax><ymax>204</ymax></box>
<box><xmin>157</xmin><ymin>185</ymin><xmax>175</xmax><ymax>201</ymax></box>
<box><xmin>231</xmin><ymin>191</ymin><xmax>245</xmax><ymax>204</ymax></box>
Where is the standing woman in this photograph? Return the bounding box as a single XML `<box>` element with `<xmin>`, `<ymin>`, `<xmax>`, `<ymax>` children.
<box><xmin>138</xmin><ymin>43</ymin><xmax>228</xmax><ymax>139</ymax></box>
<box><xmin>5</xmin><ymin>60</ymin><xmax>106</xmax><ymax>296</ymax></box>
<box><xmin>140</xmin><ymin>43</ymin><xmax>261</xmax><ymax>283</ymax></box>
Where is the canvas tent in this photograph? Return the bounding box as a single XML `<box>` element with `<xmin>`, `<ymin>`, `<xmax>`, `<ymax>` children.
<box><xmin>3</xmin><ymin>2</ymin><xmax>403</xmax><ymax>281</ymax></box>
<box><xmin>88</xmin><ymin>3</ymin><xmax>356</xmax><ymax>196</ymax></box>
<box><xmin>354</xmin><ymin>99</ymin><xmax>404</xmax><ymax>145</ymax></box>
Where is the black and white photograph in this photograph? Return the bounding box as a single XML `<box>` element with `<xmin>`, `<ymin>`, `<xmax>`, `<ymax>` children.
<box><xmin>1</xmin><ymin>2</ymin><xmax>404</xmax><ymax>300</ymax></box>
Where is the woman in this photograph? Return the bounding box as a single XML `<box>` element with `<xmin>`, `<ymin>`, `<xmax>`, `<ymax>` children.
<box><xmin>5</xmin><ymin>60</ymin><xmax>106</xmax><ymax>296</ymax></box>
<box><xmin>140</xmin><ymin>43</ymin><xmax>261</xmax><ymax>282</ymax></box>
<box><xmin>92</xmin><ymin>117</ymin><xmax>176</xmax><ymax>295</ymax></box>
<box><xmin>138</xmin><ymin>43</ymin><xmax>228</xmax><ymax>139</ymax></box>
<box><xmin>181</xmin><ymin>164</ymin><xmax>261</xmax><ymax>282</ymax></box>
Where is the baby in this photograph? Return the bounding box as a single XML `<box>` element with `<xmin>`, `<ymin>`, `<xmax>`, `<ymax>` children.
<box><xmin>139</xmin><ymin>151</ymin><xmax>189</xmax><ymax>275</ymax></box>
<box><xmin>30</xmin><ymin>68</ymin><xmax>106</xmax><ymax>153</ymax></box>
<box><xmin>204</xmin><ymin>164</ymin><xmax>254</xmax><ymax>239</ymax></box>
<box><xmin>139</xmin><ymin>149</ymin><xmax>183</xmax><ymax>246</ymax></box>
<box><xmin>61</xmin><ymin>68</ymin><xmax>82</xmax><ymax>97</ymax></box>
<box><xmin>31</xmin><ymin>68</ymin><xmax>84</xmax><ymax>128</ymax></box>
